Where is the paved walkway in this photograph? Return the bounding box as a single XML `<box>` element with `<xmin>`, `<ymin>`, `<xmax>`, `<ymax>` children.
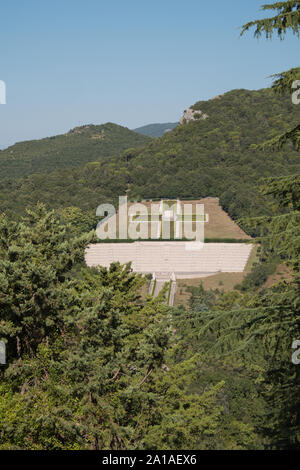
<box><xmin>146</xmin><ymin>272</ymin><xmax>176</xmax><ymax>306</ymax></box>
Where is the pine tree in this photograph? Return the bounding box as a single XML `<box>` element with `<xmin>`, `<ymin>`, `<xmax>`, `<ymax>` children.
<box><xmin>242</xmin><ymin>1</ymin><xmax>300</xmax><ymax>150</ymax></box>
<box><xmin>0</xmin><ymin>203</ymin><xmax>92</xmax><ymax>360</ymax></box>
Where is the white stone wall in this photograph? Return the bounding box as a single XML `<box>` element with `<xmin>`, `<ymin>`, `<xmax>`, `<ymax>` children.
<box><xmin>85</xmin><ymin>241</ymin><xmax>253</xmax><ymax>278</ymax></box>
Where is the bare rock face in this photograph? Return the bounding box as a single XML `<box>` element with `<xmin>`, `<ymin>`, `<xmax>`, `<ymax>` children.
<box><xmin>179</xmin><ymin>107</ymin><xmax>208</xmax><ymax>125</ymax></box>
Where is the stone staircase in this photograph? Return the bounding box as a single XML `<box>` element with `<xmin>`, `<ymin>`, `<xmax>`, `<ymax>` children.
<box><xmin>149</xmin><ymin>272</ymin><xmax>177</xmax><ymax>306</ymax></box>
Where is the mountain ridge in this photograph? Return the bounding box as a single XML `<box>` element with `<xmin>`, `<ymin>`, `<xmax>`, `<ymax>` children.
<box><xmin>133</xmin><ymin>122</ymin><xmax>178</xmax><ymax>137</ymax></box>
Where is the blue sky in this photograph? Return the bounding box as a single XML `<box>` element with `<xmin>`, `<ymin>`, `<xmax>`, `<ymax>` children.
<box><xmin>0</xmin><ymin>0</ymin><xmax>299</xmax><ymax>148</ymax></box>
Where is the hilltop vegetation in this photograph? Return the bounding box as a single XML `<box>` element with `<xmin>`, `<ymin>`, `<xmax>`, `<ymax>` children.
<box><xmin>134</xmin><ymin>122</ymin><xmax>178</xmax><ymax>138</ymax></box>
<box><xmin>0</xmin><ymin>123</ymin><xmax>150</xmax><ymax>180</ymax></box>
<box><xmin>127</xmin><ymin>88</ymin><xmax>300</xmax><ymax>219</ymax></box>
<box><xmin>0</xmin><ymin>205</ymin><xmax>246</xmax><ymax>450</ymax></box>
<box><xmin>1</xmin><ymin>87</ymin><xmax>299</xmax><ymax>233</ymax></box>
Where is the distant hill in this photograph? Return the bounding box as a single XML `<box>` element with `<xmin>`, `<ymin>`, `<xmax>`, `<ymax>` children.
<box><xmin>0</xmin><ymin>123</ymin><xmax>150</xmax><ymax>180</ymax></box>
<box><xmin>127</xmin><ymin>88</ymin><xmax>300</xmax><ymax>221</ymax></box>
<box><xmin>1</xmin><ymin>88</ymin><xmax>300</xmax><ymax>231</ymax></box>
<box><xmin>133</xmin><ymin>122</ymin><xmax>178</xmax><ymax>138</ymax></box>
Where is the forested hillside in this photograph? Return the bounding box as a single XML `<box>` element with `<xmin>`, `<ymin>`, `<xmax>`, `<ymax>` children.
<box><xmin>0</xmin><ymin>123</ymin><xmax>150</xmax><ymax>180</ymax></box>
<box><xmin>1</xmin><ymin>0</ymin><xmax>300</xmax><ymax>451</ymax></box>
<box><xmin>1</xmin><ymin>87</ymin><xmax>300</xmax><ymax>230</ymax></box>
<box><xmin>127</xmin><ymin>88</ymin><xmax>300</xmax><ymax>219</ymax></box>
<box><xmin>133</xmin><ymin>122</ymin><xmax>178</xmax><ymax>137</ymax></box>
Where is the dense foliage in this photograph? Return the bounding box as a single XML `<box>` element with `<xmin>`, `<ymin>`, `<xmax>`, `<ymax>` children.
<box><xmin>134</xmin><ymin>123</ymin><xmax>178</xmax><ymax>138</ymax></box>
<box><xmin>126</xmin><ymin>88</ymin><xmax>300</xmax><ymax>221</ymax></box>
<box><xmin>0</xmin><ymin>123</ymin><xmax>150</xmax><ymax>180</ymax></box>
<box><xmin>192</xmin><ymin>0</ymin><xmax>300</xmax><ymax>450</ymax></box>
<box><xmin>0</xmin><ymin>0</ymin><xmax>300</xmax><ymax>451</ymax></box>
<box><xmin>0</xmin><ymin>206</ymin><xmax>228</xmax><ymax>450</ymax></box>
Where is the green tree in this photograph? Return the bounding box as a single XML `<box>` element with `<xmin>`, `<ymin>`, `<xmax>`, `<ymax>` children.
<box><xmin>242</xmin><ymin>1</ymin><xmax>300</xmax><ymax>150</ymax></box>
<box><xmin>0</xmin><ymin>205</ymin><xmax>225</xmax><ymax>450</ymax></box>
<box><xmin>195</xmin><ymin>1</ymin><xmax>300</xmax><ymax>449</ymax></box>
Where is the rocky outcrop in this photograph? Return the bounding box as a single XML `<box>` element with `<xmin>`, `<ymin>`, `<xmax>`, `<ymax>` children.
<box><xmin>179</xmin><ymin>107</ymin><xmax>208</xmax><ymax>125</ymax></box>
